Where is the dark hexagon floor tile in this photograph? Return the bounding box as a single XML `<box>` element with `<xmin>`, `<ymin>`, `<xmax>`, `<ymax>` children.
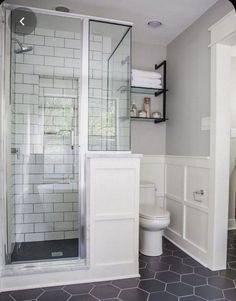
<box><xmin>160</xmin><ymin>256</ymin><xmax>182</xmax><ymax>265</ymax></box>
<box><xmin>147</xmin><ymin>261</ymin><xmax>169</xmax><ymax>272</ymax></box>
<box><xmin>69</xmin><ymin>295</ymin><xmax>98</xmax><ymax>301</ymax></box>
<box><xmin>112</xmin><ymin>278</ymin><xmax>139</xmax><ymax>289</ymax></box>
<box><xmin>195</xmin><ymin>285</ymin><xmax>223</xmax><ymax>300</ymax></box>
<box><xmin>139</xmin><ymin>268</ymin><xmax>155</xmax><ymax>279</ymax></box>
<box><xmin>224</xmin><ymin>288</ymin><xmax>236</xmax><ymax>301</ymax></box>
<box><xmin>164</xmin><ymin>243</ymin><xmax>179</xmax><ymax>251</ymax></box>
<box><xmin>90</xmin><ymin>284</ymin><xmax>119</xmax><ymax>299</ymax></box>
<box><xmin>166</xmin><ymin>282</ymin><xmax>193</xmax><ymax>297</ymax></box>
<box><xmin>149</xmin><ymin>291</ymin><xmax>178</xmax><ymax>301</ymax></box>
<box><xmin>0</xmin><ymin>293</ymin><xmax>14</xmax><ymax>301</ymax></box>
<box><xmin>138</xmin><ymin>279</ymin><xmax>165</xmax><ymax>293</ymax></box>
<box><xmin>208</xmin><ymin>276</ymin><xmax>234</xmax><ymax>289</ymax></box>
<box><xmin>139</xmin><ymin>261</ymin><xmax>147</xmax><ymax>269</ymax></box>
<box><xmin>162</xmin><ymin>249</ymin><xmax>173</xmax><ymax>256</ymax></box>
<box><xmin>64</xmin><ymin>284</ymin><xmax>94</xmax><ymax>295</ymax></box>
<box><xmin>119</xmin><ymin>288</ymin><xmax>148</xmax><ymax>301</ymax></box>
<box><xmin>156</xmin><ymin>271</ymin><xmax>180</xmax><ymax>283</ymax></box>
<box><xmin>229</xmin><ymin>262</ymin><xmax>236</xmax><ymax>269</ymax></box>
<box><xmin>195</xmin><ymin>266</ymin><xmax>218</xmax><ymax>277</ymax></box>
<box><xmin>181</xmin><ymin>274</ymin><xmax>207</xmax><ymax>286</ymax></box>
<box><xmin>173</xmin><ymin>250</ymin><xmax>191</xmax><ymax>259</ymax></box>
<box><xmin>227</xmin><ymin>255</ymin><xmax>236</xmax><ymax>263</ymax></box>
<box><xmin>10</xmin><ymin>288</ymin><xmax>43</xmax><ymax>301</ymax></box>
<box><xmin>183</xmin><ymin>258</ymin><xmax>202</xmax><ymax>267</ymax></box>
<box><xmin>180</xmin><ymin>296</ymin><xmax>205</xmax><ymax>301</ymax></box>
<box><xmin>100</xmin><ymin>299</ymin><xmax>119</xmax><ymax>301</ymax></box>
<box><xmin>220</xmin><ymin>269</ymin><xmax>236</xmax><ymax>280</ymax></box>
<box><xmin>170</xmin><ymin>264</ymin><xmax>193</xmax><ymax>275</ymax></box>
<box><xmin>228</xmin><ymin>250</ymin><xmax>236</xmax><ymax>257</ymax></box>
<box><xmin>38</xmin><ymin>290</ymin><xmax>70</xmax><ymax>301</ymax></box>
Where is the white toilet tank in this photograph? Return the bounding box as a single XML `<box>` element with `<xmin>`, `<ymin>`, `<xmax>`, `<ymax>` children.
<box><xmin>140</xmin><ymin>181</ymin><xmax>156</xmax><ymax>205</ymax></box>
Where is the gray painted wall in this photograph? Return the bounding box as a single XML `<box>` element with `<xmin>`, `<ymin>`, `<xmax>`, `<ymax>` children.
<box><xmin>131</xmin><ymin>42</ymin><xmax>166</xmax><ymax>155</ymax></box>
<box><xmin>166</xmin><ymin>0</ymin><xmax>233</xmax><ymax>156</ymax></box>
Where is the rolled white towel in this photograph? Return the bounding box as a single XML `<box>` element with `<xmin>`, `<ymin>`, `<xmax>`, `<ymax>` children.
<box><xmin>132</xmin><ymin>69</ymin><xmax>162</xmax><ymax>80</ymax></box>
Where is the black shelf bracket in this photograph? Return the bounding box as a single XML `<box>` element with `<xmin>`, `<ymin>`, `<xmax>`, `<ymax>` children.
<box><xmin>155</xmin><ymin>60</ymin><xmax>167</xmax><ymax>121</ymax></box>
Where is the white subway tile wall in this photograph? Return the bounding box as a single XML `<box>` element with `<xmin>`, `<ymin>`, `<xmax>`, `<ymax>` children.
<box><xmin>11</xmin><ymin>22</ymin><xmax>130</xmax><ymax>243</ymax></box>
<box><xmin>11</xmin><ymin>28</ymin><xmax>81</xmax><ymax>242</ymax></box>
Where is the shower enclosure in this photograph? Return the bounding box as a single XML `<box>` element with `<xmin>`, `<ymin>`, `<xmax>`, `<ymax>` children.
<box><xmin>1</xmin><ymin>5</ymin><xmax>131</xmax><ymax>266</ymax></box>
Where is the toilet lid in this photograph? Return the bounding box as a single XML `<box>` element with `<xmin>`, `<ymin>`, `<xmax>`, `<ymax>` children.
<box><xmin>140</xmin><ymin>204</ymin><xmax>170</xmax><ymax>220</ymax></box>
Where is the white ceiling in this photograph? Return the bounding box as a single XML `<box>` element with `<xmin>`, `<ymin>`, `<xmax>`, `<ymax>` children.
<box><xmin>7</xmin><ymin>0</ymin><xmax>219</xmax><ymax>45</ymax></box>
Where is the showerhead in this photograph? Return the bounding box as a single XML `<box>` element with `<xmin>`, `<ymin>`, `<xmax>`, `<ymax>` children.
<box><xmin>13</xmin><ymin>38</ymin><xmax>33</xmax><ymax>54</ymax></box>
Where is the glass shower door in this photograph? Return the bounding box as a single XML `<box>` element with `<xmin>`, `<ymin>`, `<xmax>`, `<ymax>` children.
<box><xmin>7</xmin><ymin>10</ymin><xmax>82</xmax><ymax>263</ymax></box>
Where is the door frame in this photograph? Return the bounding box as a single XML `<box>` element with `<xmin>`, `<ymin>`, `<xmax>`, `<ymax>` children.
<box><xmin>208</xmin><ymin>10</ymin><xmax>236</xmax><ymax>270</ymax></box>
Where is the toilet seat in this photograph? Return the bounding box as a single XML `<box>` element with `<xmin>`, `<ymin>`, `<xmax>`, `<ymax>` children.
<box><xmin>140</xmin><ymin>204</ymin><xmax>170</xmax><ymax>220</ymax></box>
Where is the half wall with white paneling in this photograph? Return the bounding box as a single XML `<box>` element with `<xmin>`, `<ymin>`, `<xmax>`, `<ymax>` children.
<box><xmin>140</xmin><ymin>155</ymin><xmax>210</xmax><ymax>267</ymax></box>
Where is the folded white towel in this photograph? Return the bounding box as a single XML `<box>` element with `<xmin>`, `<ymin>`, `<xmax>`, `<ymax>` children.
<box><xmin>132</xmin><ymin>69</ymin><xmax>162</xmax><ymax>79</ymax></box>
<box><xmin>132</xmin><ymin>77</ymin><xmax>162</xmax><ymax>86</ymax></box>
<box><xmin>132</xmin><ymin>80</ymin><xmax>162</xmax><ymax>89</ymax></box>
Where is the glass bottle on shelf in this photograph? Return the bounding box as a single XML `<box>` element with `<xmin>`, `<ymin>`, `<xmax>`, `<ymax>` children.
<box><xmin>130</xmin><ymin>102</ymin><xmax>137</xmax><ymax>117</ymax></box>
<box><xmin>144</xmin><ymin>97</ymin><xmax>151</xmax><ymax>118</ymax></box>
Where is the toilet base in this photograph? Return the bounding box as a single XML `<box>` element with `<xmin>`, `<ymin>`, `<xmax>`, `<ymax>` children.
<box><xmin>139</xmin><ymin>228</ymin><xmax>163</xmax><ymax>256</ymax></box>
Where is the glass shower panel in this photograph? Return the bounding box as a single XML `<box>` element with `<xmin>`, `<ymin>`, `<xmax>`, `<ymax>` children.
<box><xmin>7</xmin><ymin>11</ymin><xmax>82</xmax><ymax>263</ymax></box>
<box><xmin>107</xmin><ymin>30</ymin><xmax>131</xmax><ymax>151</ymax></box>
<box><xmin>88</xmin><ymin>21</ymin><xmax>131</xmax><ymax>151</ymax></box>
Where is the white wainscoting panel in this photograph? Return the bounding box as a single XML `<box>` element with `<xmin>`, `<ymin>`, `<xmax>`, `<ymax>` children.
<box><xmin>94</xmin><ymin>168</ymin><xmax>136</xmax><ymax>215</ymax></box>
<box><xmin>89</xmin><ymin>156</ymin><xmax>140</xmax><ymax>275</ymax></box>
<box><xmin>165</xmin><ymin>156</ymin><xmax>210</xmax><ymax>266</ymax></box>
<box><xmin>140</xmin><ymin>156</ymin><xmax>165</xmax><ymax>207</ymax></box>
<box><xmin>95</xmin><ymin>219</ymin><xmax>134</xmax><ymax>264</ymax></box>
<box><xmin>166</xmin><ymin>164</ymin><xmax>184</xmax><ymax>199</ymax></box>
<box><xmin>186</xmin><ymin>166</ymin><xmax>209</xmax><ymax>208</ymax></box>
<box><xmin>185</xmin><ymin>207</ymin><xmax>208</xmax><ymax>251</ymax></box>
<box><xmin>166</xmin><ymin>197</ymin><xmax>183</xmax><ymax>236</ymax></box>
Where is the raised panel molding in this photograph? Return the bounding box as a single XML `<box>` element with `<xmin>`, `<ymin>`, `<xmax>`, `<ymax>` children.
<box><xmin>166</xmin><ymin>197</ymin><xmax>183</xmax><ymax>236</ymax></box>
<box><xmin>141</xmin><ymin>155</ymin><xmax>210</xmax><ymax>267</ymax></box>
<box><xmin>166</xmin><ymin>156</ymin><xmax>209</xmax><ymax>266</ymax></box>
<box><xmin>140</xmin><ymin>156</ymin><xmax>165</xmax><ymax>197</ymax></box>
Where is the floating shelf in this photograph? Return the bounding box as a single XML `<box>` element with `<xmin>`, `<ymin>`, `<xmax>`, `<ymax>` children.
<box><xmin>131</xmin><ymin>60</ymin><xmax>168</xmax><ymax>124</ymax></box>
<box><xmin>131</xmin><ymin>86</ymin><xmax>167</xmax><ymax>97</ymax></box>
<box><xmin>131</xmin><ymin>117</ymin><xmax>168</xmax><ymax>124</ymax></box>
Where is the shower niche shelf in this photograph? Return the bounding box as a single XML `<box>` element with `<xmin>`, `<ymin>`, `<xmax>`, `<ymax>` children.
<box><xmin>131</xmin><ymin>60</ymin><xmax>168</xmax><ymax>124</ymax></box>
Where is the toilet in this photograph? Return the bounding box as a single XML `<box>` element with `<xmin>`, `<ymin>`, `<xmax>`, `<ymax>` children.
<box><xmin>139</xmin><ymin>181</ymin><xmax>170</xmax><ymax>256</ymax></box>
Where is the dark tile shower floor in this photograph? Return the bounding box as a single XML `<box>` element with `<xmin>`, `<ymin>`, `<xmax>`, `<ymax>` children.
<box><xmin>2</xmin><ymin>231</ymin><xmax>236</xmax><ymax>301</ymax></box>
<box><xmin>11</xmin><ymin>239</ymin><xmax>78</xmax><ymax>262</ymax></box>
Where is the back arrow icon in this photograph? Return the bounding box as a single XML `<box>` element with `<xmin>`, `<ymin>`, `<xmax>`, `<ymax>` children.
<box><xmin>20</xmin><ymin>17</ymin><xmax>25</xmax><ymax>26</ymax></box>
